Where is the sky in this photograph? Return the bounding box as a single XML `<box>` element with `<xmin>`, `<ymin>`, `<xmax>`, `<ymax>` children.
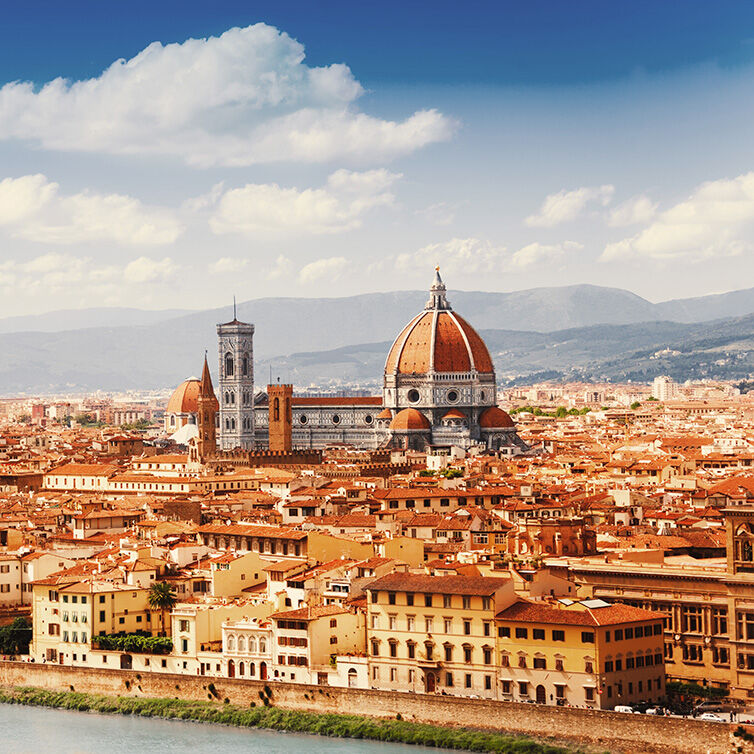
<box><xmin>3</xmin><ymin>1</ymin><xmax>754</xmax><ymax>316</ymax></box>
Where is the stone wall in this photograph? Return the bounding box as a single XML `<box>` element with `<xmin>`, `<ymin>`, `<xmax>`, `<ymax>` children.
<box><xmin>0</xmin><ymin>661</ymin><xmax>730</xmax><ymax>754</ymax></box>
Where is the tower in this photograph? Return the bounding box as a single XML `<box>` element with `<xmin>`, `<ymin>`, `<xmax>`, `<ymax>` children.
<box><xmin>268</xmin><ymin>383</ymin><xmax>293</xmax><ymax>452</ymax></box>
<box><xmin>217</xmin><ymin>309</ymin><xmax>255</xmax><ymax>449</ymax></box>
<box><xmin>196</xmin><ymin>354</ymin><xmax>219</xmax><ymax>462</ymax></box>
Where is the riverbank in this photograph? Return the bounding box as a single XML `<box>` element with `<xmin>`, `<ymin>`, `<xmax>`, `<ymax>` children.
<box><xmin>0</xmin><ymin>686</ymin><xmax>579</xmax><ymax>754</ymax></box>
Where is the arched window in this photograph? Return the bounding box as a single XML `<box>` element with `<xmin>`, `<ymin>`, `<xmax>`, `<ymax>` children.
<box><xmin>238</xmin><ymin>636</ymin><xmax>246</xmax><ymax>652</ymax></box>
<box><xmin>239</xmin><ymin>661</ymin><xmax>245</xmax><ymax>676</ymax></box>
<box><xmin>227</xmin><ymin>635</ymin><xmax>235</xmax><ymax>651</ymax></box>
<box><xmin>249</xmin><ymin>636</ymin><xmax>257</xmax><ymax>653</ymax></box>
<box><xmin>225</xmin><ymin>353</ymin><xmax>234</xmax><ymax>376</ymax></box>
<box><xmin>250</xmin><ymin>662</ymin><xmax>256</xmax><ymax>677</ymax></box>
<box><xmin>170</xmin><ymin>415</ymin><xmax>175</xmax><ymax>427</ymax></box>
<box><xmin>242</xmin><ymin>356</ymin><xmax>248</xmax><ymax>376</ymax></box>
<box><xmin>259</xmin><ymin>638</ymin><xmax>267</xmax><ymax>653</ymax></box>
<box><xmin>273</xmin><ymin>397</ymin><xmax>280</xmax><ymax>422</ymax></box>
<box><xmin>231</xmin><ymin>418</ymin><xmax>236</xmax><ymax>430</ymax></box>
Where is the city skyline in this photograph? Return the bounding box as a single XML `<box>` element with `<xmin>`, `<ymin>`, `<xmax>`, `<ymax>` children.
<box><xmin>3</xmin><ymin>2</ymin><xmax>754</xmax><ymax>316</ymax></box>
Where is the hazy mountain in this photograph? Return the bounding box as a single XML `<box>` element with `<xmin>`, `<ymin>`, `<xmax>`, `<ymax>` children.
<box><xmin>4</xmin><ymin>283</ymin><xmax>754</xmax><ymax>393</ymax></box>
<box><xmin>0</xmin><ymin>307</ymin><xmax>194</xmax><ymax>334</ymax></box>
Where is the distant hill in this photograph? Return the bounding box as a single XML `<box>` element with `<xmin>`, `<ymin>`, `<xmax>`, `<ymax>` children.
<box><xmin>4</xmin><ymin>283</ymin><xmax>754</xmax><ymax>393</ymax></box>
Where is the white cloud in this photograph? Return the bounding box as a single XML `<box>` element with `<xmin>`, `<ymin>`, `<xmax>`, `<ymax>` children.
<box><xmin>602</xmin><ymin>172</ymin><xmax>754</xmax><ymax>262</ymax></box>
<box><xmin>267</xmin><ymin>254</ymin><xmax>294</xmax><ymax>280</ymax></box>
<box><xmin>0</xmin><ymin>174</ymin><xmax>182</xmax><ymax>245</ymax></box>
<box><xmin>209</xmin><ymin>169</ymin><xmax>400</xmax><ymax>236</ymax></box>
<box><xmin>510</xmin><ymin>241</ymin><xmax>583</xmax><ymax>268</ymax></box>
<box><xmin>0</xmin><ymin>25</ymin><xmax>454</xmax><ymax>167</ymax></box>
<box><xmin>298</xmin><ymin>256</ymin><xmax>350</xmax><ymax>284</ymax></box>
<box><xmin>395</xmin><ymin>238</ymin><xmax>508</xmax><ymax>276</ymax></box>
<box><xmin>123</xmin><ymin>256</ymin><xmax>177</xmax><ymax>283</ymax></box>
<box><xmin>526</xmin><ymin>184</ymin><xmax>614</xmax><ymax>227</ymax></box>
<box><xmin>0</xmin><ymin>253</ymin><xmax>178</xmax><ymax>292</ymax></box>
<box><xmin>608</xmin><ymin>195</ymin><xmax>657</xmax><ymax>227</ymax></box>
<box><xmin>209</xmin><ymin>256</ymin><xmax>249</xmax><ymax>274</ymax></box>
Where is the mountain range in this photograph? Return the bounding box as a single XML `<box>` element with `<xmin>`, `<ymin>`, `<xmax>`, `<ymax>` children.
<box><xmin>4</xmin><ymin>283</ymin><xmax>754</xmax><ymax>393</ymax></box>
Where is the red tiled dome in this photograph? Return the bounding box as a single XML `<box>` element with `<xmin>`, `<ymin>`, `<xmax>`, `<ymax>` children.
<box><xmin>385</xmin><ymin>310</ymin><xmax>494</xmax><ymax>376</ymax></box>
<box><xmin>442</xmin><ymin>409</ymin><xmax>467</xmax><ymax>420</ymax></box>
<box><xmin>376</xmin><ymin>408</ymin><xmax>393</xmax><ymax>419</ymax></box>
<box><xmin>166</xmin><ymin>378</ymin><xmax>201</xmax><ymax>414</ymax></box>
<box><xmin>479</xmin><ymin>406</ymin><xmax>515</xmax><ymax>429</ymax></box>
<box><xmin>389</xmin><ymin>408</ymin><xmax>431</xmax><ymax>431</ymax></box>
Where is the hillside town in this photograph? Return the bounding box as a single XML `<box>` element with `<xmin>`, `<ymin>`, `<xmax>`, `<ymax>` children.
<box><xmin>2</xmin><ymin>276</ymin><xmax>754</xmax><ymax>720</ymax></box>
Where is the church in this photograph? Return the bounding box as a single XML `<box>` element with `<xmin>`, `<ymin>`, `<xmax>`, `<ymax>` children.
<box><xmin>166</xmin><ymin>270</ymin><xmax>527</xmax><ymax>455</ymax></box>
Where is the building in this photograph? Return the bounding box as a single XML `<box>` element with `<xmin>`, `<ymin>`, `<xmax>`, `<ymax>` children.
<box><xmin>495</xmin><ymin>598</ymin><xmax>665</xmax><ymax>709</ymax></box>
<box><xmin>652</xmin><ymin>376</ymin><xmax>678</xmax><ymax>402</ymax></box>
<box><xmin>217</xmin><ymin>313</ymin><xmax>255</xmax><ymax>449</ymax></box>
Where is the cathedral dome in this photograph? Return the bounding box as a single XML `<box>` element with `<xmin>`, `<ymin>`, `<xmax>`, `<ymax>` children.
<box><xmin>389</xmin><ymin>408</ymin><xmax>432</xmax><ymax>431</ymax></box>
<box><xmin>479</xmin><ymin>406</ymin><xmax>515</xmax><ymax>429</ymax></box>
<box><xmin>166</xmin><ymin>378</ymin><xmax>201</xmax><ymax>414</ymax></box>
<box><xmin>384</xmin><ymin>270</ymin><xmax>494</xmax><ymax>376</ymax></box>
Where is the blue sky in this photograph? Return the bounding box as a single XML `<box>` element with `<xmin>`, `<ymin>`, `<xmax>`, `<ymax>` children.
<box><xmin>1</xmin><ymin>1</ymin><xmax>754</xmax><ymax>315</ymax></box>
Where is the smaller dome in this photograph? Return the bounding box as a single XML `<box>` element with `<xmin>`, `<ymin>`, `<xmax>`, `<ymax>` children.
<box><xmin>167</xmin><ymin>378</ymin><xmax>201</xmax><ymax>414</ymax></box>
<box><xmin>442</xmin><ymin>409</ymin><xmax>467</xmax><ymax>420</ymax></box>
<box><xmin>376</xmin><ymin>408</ymin><xmax>393</xmax><ymax>420</ymax></box>
<box><xmin>390</xmin><ymin>408</ymin><xmax>431</xmax><ymax>431</ymax></box>
<box><xmin>480</xmin><ymin>406</ymin><xmax>515</xmax><ymax>429</ymax></box>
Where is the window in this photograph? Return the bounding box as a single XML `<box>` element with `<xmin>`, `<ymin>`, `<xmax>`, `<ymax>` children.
<box><xmin>585</xmin><ymin>660</ymin><xmax>593</xmax><ymax>674</ymax></box>
<box><xmin>179</xmin><ymin>620</ymin><xmax>189</xmax><ymax>632</ymax></box>
<box><xmin>533</xmin><ymin>657</ymin><xmax>546</xmax><ymax>669</ymax></box>
<box><xmin>424</xmin><ymin>594</ymin><xmax>433</xmax><ymax>607</ymax></box>
<box><xmin>498</xmin><ymin>626</ymin><xmax>510</xmax><ymax>638</ymax></box>
<box><xmin>443</xmin><ymin>618</ymin><xmax>452</xmax><ymax>633</ymax></box>
<box><xmin>738</xmin><ymin>611</ymin><xmax>754</xmax><ymax>641</ymax></box>
<box><xmin>604</xmin><ymin>660</ymin><xmax>614</xmax><ymax>673</ymax></box>
<box><xmin>502</xmin><ymin>680</ymin><xmax>511</xmax><ymax>695</ymax></box>
<box><xmin>443</xmin><ymin>595</ymin><xmax>451</xmax><ymax>608</ymax></box>
<box><xmin>483</xmin><ymin>647</ymin><xmax>492</xmax><ymax>665</ymax></box>
<box><xmin>445</xmin><ymin>672</ymin><xmax>453</xmax><ymax>687</ymax></box>
<box><xmin>407</xmin><ymin>642</ymin><xmax>415</xmax><ymax>659</ymax></box>
<box><xmin>581</xmin><ymin>631</ymin><xmax>595</xmax><ymax>644</ymax></box>
<box><xmin>371</xmin><ymin>640</ymin><xmax>379</xmax><ymax>656</ymax></box>
<box><xmin>425</xmin><ymin>617</ymin><xmax>433</xmax><ymax>633</ymax></box>
<box><xmin>552</xmin><ymin>630</ymin><xmax>565</xmax><ymax>642</ymax></box>
<box><xmin>614</xmin><ymin>629</ymin><xmax>623</xmax><ymax>641</ymax></box>
<box><xmin>444</xmin><ymin>645</ymin><xmax>453</xmax><ymax>662</ymax></box>
<box><xmin>605</xmin><ymin>630</ymin><xmax>611</xmax><ymax>643</ymax></box>
<box><xmin>463</xmin><ymin>646</ymin><xmax>472</xmax><ymax>663</ymax></box>
<box><xmin>463</xmin><ymin>620</ymin><xmax>471</xmax><ymax>635</ymax></box>
<box><xmin>585</xmin><ymin>687</ymin><xmax>595</xmax><ymax>702</ymax></box>
<box><xmin>407</xmin><ymin>615</ymin><xmax>415</xmax><ymax>631</ymax></box>
<box><xmin>712</xmin><ymin>646</ymin><xmax>730</xmax><ymax>666</ymax></box>
<box><xmin>532</xmin><ymin>629</ymin><xmax>545</xmax><ymax>640</ymax></box>
<box><xmin>371</xmin><ymin>592</ymin><xmax>378</xmax><ymax>604</ymax></box>
<box><xmin>626</xmin><ymin>656</ymin><xmax>635</xmax><ymax>669</ymax></box>
<box><xmin>682</xmin><ymin>644</ymin><xmax>703</xmax><ymax>663</ymax></box>
<box><xmin>462</xmin><ymin>596</ymin><xmax>471</xmax><ymax>610</ymax></box>
<box><xmin>388</xmin><ymin>615</ymin><xmax>396</xmax><ymax>630</ymax></box>
<box><xmin>500</xmin><ymin>654</ymin><xmax>509</xmax><ymax>667</ymax></box>
<box><xmin>465</xmin><ymin>674</ymin><xmax>472</xmax><ymax>689</ymax></box>
<box><xmin>406</xmin><ymin>594</ymin><xmax>414</xmax><ymax>606</ymax></box>
<box><xmin>518</xmin><ymin>655</ymin><xmax>527</xmax><ymax>668</ymax></box>
<box><xmin>555</xmin><ymin>658</ymin><xmax>564</xmax><ymax>671</ymax></box>
<box><xmin>425</xmin><ymin>643</ymin><xmax>434</xmax><ymax>661</ymax></box>
<box><xmin>389</xmin><ymin>641</ymin><xmax>397</xmax><ymax>658</ymax></box>
<box><xmin>515</xmin><ymin>627</ymin><xmax>528</xmax><ymax>639</ymax></box>
<box><xmin>518</xmin><ymin>682</ymin><xmax>528</xmax><ymax>697</ymax></box>
<box><xmin>388</xmin><ymin>592</ymin><xmax>396</xmax><ymax>605</ymax></box>
<box><xmin>625</xmin><ymin>627</ymin><xmax>634</xmax><ymax>640</ymax></box>
<box><xmin>682</xmin><ymin>605</ymin><xmax>703</xmax><ymax>634</ymax></box>
<box><xmin>482</xmin><ymin>597</ymin><xmax>491</xmax><ymax>611</ymax></box>
<box><xmin>483</xmin><ymin>622</ymin><xmax>491</xmax><ymax>637</ymax></box>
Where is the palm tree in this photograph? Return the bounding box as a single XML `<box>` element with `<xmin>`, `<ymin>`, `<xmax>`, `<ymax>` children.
<box><xmin>148</xmin><ymin>582</ymin><xmax>177</xmax><ymax>637</ymax></box>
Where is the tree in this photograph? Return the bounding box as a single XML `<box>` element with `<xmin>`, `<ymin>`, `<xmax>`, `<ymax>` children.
<box><xmin>630</xmin><ymin>401</ymin><xmax>641</xmax><ymax>410</ymax></box>
<box><xmin>0</xmin><ymin>617</ymin><xmax>32</xmax><ymax>654</ymax></box>
<box><xmin>148</xmin><ymin>582</ymin><xmax>177</xmax><ymax>637</ymax></box>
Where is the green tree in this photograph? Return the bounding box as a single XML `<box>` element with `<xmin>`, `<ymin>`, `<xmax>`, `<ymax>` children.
<box><xmin>0</xmin><ymin>617</ymin><xmax>32</xmax><ymax>654</ymax></box>
<box><xmin>630</xmin><ymin>401</ymin><xmax>641</xmax><ymax>410</ymax></box>
<box><xmin>148</xmin><ymin>582</ymin><xmax>177</xmax><ymax>637</ymax></box>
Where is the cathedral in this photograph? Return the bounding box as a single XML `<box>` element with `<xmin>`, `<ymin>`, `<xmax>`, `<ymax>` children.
<box><xmin>167</xmin><ymin>270</ymin><xmax>527</xmax><ymax>456</ymax></box>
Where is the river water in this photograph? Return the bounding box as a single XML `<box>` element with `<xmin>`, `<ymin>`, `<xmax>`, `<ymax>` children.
<box><xmin>0</xmin><ymin>703</ymin><xmax>446</xmax><ymax>754</ymax></box>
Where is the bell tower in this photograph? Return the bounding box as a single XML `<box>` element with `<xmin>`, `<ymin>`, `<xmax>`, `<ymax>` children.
<box><xmin>268</xmin><ymin>383</ymin><xmax>293</xmax><ymax>452</ymax></box>
<box><xmin>217</xmin><ymin>303</ymin><xmax>255</xmax><ymax>449</ymax></box>
<box><xmin>196</xmin><ymin>354</ymin><xmax>219</xmax><ymax>462</ymax></box>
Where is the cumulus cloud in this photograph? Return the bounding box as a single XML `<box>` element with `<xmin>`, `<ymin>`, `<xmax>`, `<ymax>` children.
<box><xmin>209</xmin><ymin>169</ymin><xmax>400</xmax><ymax>236</ymax></box>
<box><xmin>526</xmin><ymin>184</ymin><xmax>614</xmax><ymax>227</ymax></box>
<box><xmin>209</xmin><ymin>256</ymin><xmax>249</xmax><ymax>274</ymax></box>
<box><xmin>267</xmin><ymin>254</ymin><xmax>294</xmax><ymax>280</ymax></box>
<box><xmin>0</xmin><ymin>25</ymin><xmax>454</xmax><ymax>167</ymax></box>
<box><xmin>0</xmin><ymin>174</ymin><xmax>182</xmax><ymax>245</ymax></box>
<box><xmin>298</xmin><ymin>256</ymin><xmax>350</xmax><ymax>283</ymax></box>
<box><xmin>602</xmin><ymin>172</ymin><xmax>754</xmax><ymax>262</ymax></box>
<box><xmin>395</xmin><ymin>238</ymin><xmax>508</xmax><ymax>276</ymax></box>
<box><xmin>608</xmin><ymin>195</ymin><xmax>657</xmax><ymax>227</ymax></box>
<box><xmin>0</xmin><ymin>253</ymin><xmax>178</xmax><ymax>292</ymax></box>
<box><xmin>510</xmin><ymin>241</ymin><xmax>583</xmax><ymax>268</ymax></box>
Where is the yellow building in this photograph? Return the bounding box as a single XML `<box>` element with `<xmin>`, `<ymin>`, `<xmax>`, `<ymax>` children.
<box><xmin>30</xmin><ymin>577</ymin><xmax>153</xmax><ymax>664</ymax></box>
<box><xmin>365</xmin><ymin>573</ymin><xmax>510</xmax><ymax>696</ymax></box>
<box><xmin>495</xmin><ymin>598</ymin><xmax>665</xmax><ymax>709</ymax></box>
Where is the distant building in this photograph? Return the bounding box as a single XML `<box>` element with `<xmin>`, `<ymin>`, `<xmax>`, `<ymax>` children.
<box><xmin>652</xmin><ymin>375</ymin><xmax>677</xmax><ymax>402</ymax></box>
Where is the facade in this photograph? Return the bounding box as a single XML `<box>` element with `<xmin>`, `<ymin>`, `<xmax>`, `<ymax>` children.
<box><xmin>217</xmin><ymin>316</ymin><xmax>255</xmax><ymax>449</ymax></box>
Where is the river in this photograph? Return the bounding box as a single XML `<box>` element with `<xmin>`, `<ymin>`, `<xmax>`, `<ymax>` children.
<box><xmin>0</xmin><ymin>703</ymin><xmax>446</xmax><ymax>754</ymax></box>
